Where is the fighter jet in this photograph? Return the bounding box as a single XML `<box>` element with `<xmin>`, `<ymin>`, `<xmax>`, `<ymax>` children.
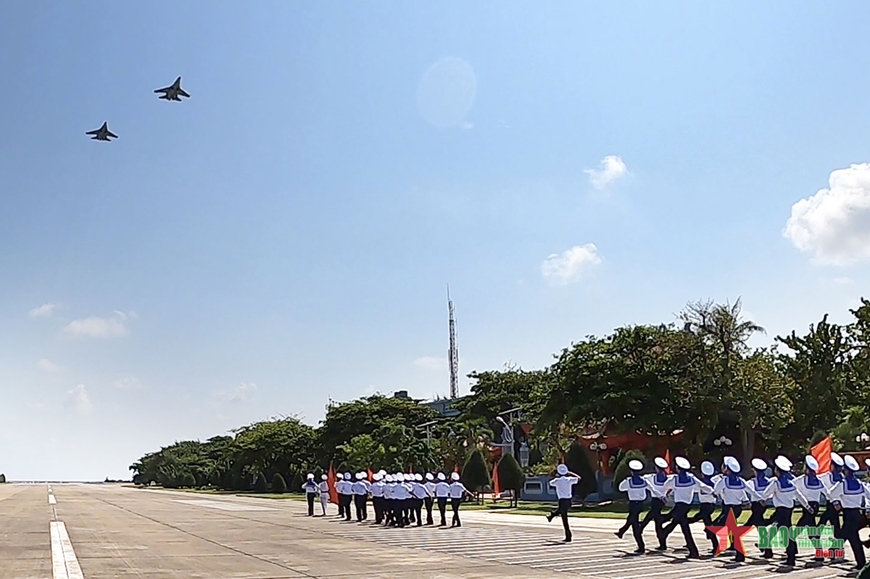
<box><xmin>154</xmin><ymin>76</ymin><xmax>190</xmax><ymax>101</ymax></box>
<box><xmin>85</xmin><ymin>122</ymin><xmax>118</xmax><ymax>141</ymax></box>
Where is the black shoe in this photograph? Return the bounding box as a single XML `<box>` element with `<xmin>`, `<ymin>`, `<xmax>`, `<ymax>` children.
<box><xmin>633</xmin><ymin>548</ymin><xmax>645</xmax><ymax>555</ymax></box>
<box><xmin>654</xmin><ymin>545</ymin><xmax>667</xmax><ymax>551</ymax></box>
<box><xmin>615</xmin><ymin>530</ymin><xmax>624</xmax><ymax>539</ymax></box>
<box><xmin>563</xmin><ymin>537</ymin><xmax>572</xmax><ymax>543</ymax></box>
<box><xmin>546</xmin><ymin>514</ymin><xmax>553</xmax><ymax>522</ymax></box>
<box><xmin>687</xmin><ymin>553</ymin><xmax>700</xmax><ymax>560</ymax></box>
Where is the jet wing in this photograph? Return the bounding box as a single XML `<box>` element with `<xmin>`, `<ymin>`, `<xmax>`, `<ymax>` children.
<box><xmin>154</xmin><ymin>86</ymin><xmax>172</xmax><ymax>93</ymax></box>
<box><xmin>85</xmin><ymin>129</ymin><xmax>100</xmax><ymax>135</ymax></box>
<box><xmin>106</xmin><ymin>130</ymin><xmax>118</xmax><ymax>139</ymax></box>
<box><xmin>178</xmin><ymin>88</ymin><xmax>190</xmax><ymax>98</ymax></box>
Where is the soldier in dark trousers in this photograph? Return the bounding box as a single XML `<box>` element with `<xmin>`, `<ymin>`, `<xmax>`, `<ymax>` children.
<box><xmin>424</xmin><ymin>473</ymin><xmax>436</xmax><ymax>525</ymax></box>
<box><xmin>546</xmin><ymin>464</ymin><xmax>580</xmax><ymax>542</ymax></box>
<box><xmin>302</xmin><ymin>473</ymin><xmax>319</xmax><ymax>516</ymax></box>
<box><xmin>435</xmin><ymin>472</ymin><xmax>450</xmax><ymax>526</ymax></box>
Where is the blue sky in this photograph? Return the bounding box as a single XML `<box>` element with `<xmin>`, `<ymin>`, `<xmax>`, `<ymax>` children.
<box><xmin>2</xmin><ymin>2</ymin><xmax>870</xmax><ymax>480</ymax></box>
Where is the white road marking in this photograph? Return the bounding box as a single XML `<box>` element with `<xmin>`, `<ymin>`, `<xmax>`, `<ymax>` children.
<box><xmin>49</xmin><ymin>494</ymin><xmax>57</xmax><ymax>505</ymax></box>
<box><xmin>50</xmin><ymin>521</ymin><xmax>84</xmax><ymax>579</ymax></box>
<box><xmin>172</xmin><ymin>498</ymin><xmax>275</xmax><ymax>511</ymax></box>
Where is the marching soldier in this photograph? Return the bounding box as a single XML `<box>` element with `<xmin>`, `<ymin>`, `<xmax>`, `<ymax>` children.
<box><xmin>411</xmin><ymin>473</ymin><xmax>429</xmax><ymax>527</ymax></box>
<box><xmin>303</xmin><ymin>473</ymin><xmax>319</xmax><ymax>516</ymax></box>
<box><xmin>794</xmin><ymin>456</ymin><xmax>825</xmax><ymax>561</ymax></box>
<box><xmin>448</xmin><ymin>472</ymin><xmax>471</xmax><ymax>528</ymax></box>
<box><xmin>687</xmin><ymin>460</ymin><xmax>720</xmax><ymax>554</ymax></box>
<box><xmin>746</xmin><ymin>458</ymin><xmax>773</xmax><ymax>557</ymax></box>
<box><xmin>825</xmin><ymin>455</ymin><xmax>870</xmax><ymax>572</ymax></box>
<box><xmin>709</xmin><ymin>456</ymin><xmax>756</xmax><ymax>562</ymax></box>
<box><xmin>662</xmin><ymin>456</ymin><xmax>713</xmax><ymax>559</ymax></box>
<box><xmin>617</xmin><ymin>459</ymin><xmax>665</xmax><ymax>554</ymax></box>
<box><xmin>424</xmin><ymin>473</ymin><xmax>436</xmax><ymax>525</ymax></box>
<box><xmin>637</xmin><ymin>456</ymin><xmax>672</xmax><ymax>551</ymax></box>
<box><xmin>759</xmin><ymin>456</ymin><xmax>812</xmax><ymax>567</ymax></box>
<box><xmin>435</xmin><ymin>472</ymin><xmax>450</xmax><ymax>526</ymax></box>
<box><xmin>391</xmin><ymin>473</ymin><xmax>409</xmax><ymax>528</ymax></box>
<box><xmin>819</xmin><ymin>452</ymin><xmax>845</xmax><ymax>561</ymax></box>
<box><xmin>371</xmin><ymin>472</ymin><xmax>385</xmax><ymax>524</ymax></box>
<box><xmin>342</xmin><ymin>472</ymin><xmax>354</xmax><ymax>521</ymax></box>
<box><xmin>382</xmin><ymin>474</ymin><xmax>395</xmax><ymax>526</ymax></box>
<box><xmin>318</xmin><ymin>474</ymin><xmax>329</xmax><ymax>516</ymax></box>
<box><xmin>546</xmin><ymin>464</ymin><xmax>581</xmax><ymax>542</ymax></box>
<box><xmin>335</xmin><ymin>472</ymin><xmax>346</xmax><ymax>518</ymax></box>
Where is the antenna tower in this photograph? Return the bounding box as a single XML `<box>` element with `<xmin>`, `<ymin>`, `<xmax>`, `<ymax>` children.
<box><xmin>447</xmin><ymin>285</ymin><xmax>459</xmax><ymax>399</ymax></box>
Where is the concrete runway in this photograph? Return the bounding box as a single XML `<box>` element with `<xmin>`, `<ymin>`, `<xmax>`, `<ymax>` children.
<box><xmin>0</xmin><ymin>483</ymin><xmax>859</xmax><ymax>579</ymax></box>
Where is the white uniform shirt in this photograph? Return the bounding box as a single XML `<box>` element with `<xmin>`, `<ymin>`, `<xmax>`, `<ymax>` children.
<box><xmin>318</xmin><ymin>481</ymin><xmax>329</xmax><ymax>494</ymax></box>
<box><xmin>371</xmin><ymin>481</ymin><xmax>384</xmax><ymax>498</ymax></box>
<box><xmin>425</xmin><ymin>481</ymin><xmax>437</xmax><ymax>496</ymax></box>
<box><xmin>664</xmin><ymin>473</ymin><xmax>713</xmax><ymax>504</ymax></box>
<box><xmin>337</xmin><ymin>480</ymin><xmax>349</xmax><ymax>494</ymax></box>
<box><xmin>448</xmin><ymin>481</ymin><xmax>468</xmax><ymax>498</ymax></box>
<box><xmin>746</xmin><ymin>475</ymin><xmax>772</xmax><ymax>502</ymax></box>
<box><xmin>793</xmin><ymin>474</ymin><xmax>825</xmax><ymax>503</ymax></box>
<box><xmin>303</xmin><ymin>480</ymin><xmax>319</xmax><ymax>493</ymax></box>
<box><xmin>820</xmin><ymin>471</ymin><xmax>844</xmax><ymax>499</ymax></box>
<box><xmin>713</xmin><ymin>475</ymin><xmax>757</xmax><ymax>505</ymax></box>
<box><xmin>383</xmin><ymin>483</ymin><xmax>394</xmax><ymax>500</ymax></box>
<box><xmin>392</xmin><ymin>483</ymin><xmax>409</xmax><ymax>500</ymax></box>
<box><xmin>618</xmin><ymin>475</ymin><xmax>664</xmax><ymax>501</ymax></box>
<box><xmin>351</xmin><ymin>481</ymin><xmax>366</xmax><ymax>495</ymax></box>
<box><xmin>699</xmin><ymin>475</ymin><xmax>721</xmax><ymax>504</ymax></box>
<box><xmin>643</xmin><ymin>472</ymin><xmax>673</xmax><ymax>500</ymax></box>
<box><xmin>760</xmin><ymin>476</ymin><xmax>810</xmax><ymax>509</ymax></box>
<box><xmin>549</xmin><ymin>476</ymin><xmax>579</xmax><ymax>500</ymax></box>
<box><xmin>411</xmin><ymin>482</ymin><xmax>429</xmax><ymax>499</ymax></box>
<box><xmin>435</xmin><ymin>481</ymin><xmax>450</xmax><ymax>498</ymax></box>
<box><xmin>826</xmin><ymin>477</ymin><xmax>870</xmax><ymax>509</ymax></box>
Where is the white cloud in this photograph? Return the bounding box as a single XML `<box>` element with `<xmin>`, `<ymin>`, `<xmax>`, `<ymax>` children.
<box><xmin>784</xmin><ymin>163</ymin><xmax>870</xmax><ymax>265</ymax></box>
<box><xmin>62</xmin><ymin>311</ymin><xmax>130</xmax><ymax>338</ymax></box>
<box><xmin>541</xmin><ymin>243</ymin><xmax>603</xmax><ymax>285</ymax></box>
<box><xmin>114</xmin><ymin>376</ymin><xmax>142</xmax><ymax>389</ymax></box>
<box><xmin>585</xmin><ymin>155</ymin><xmax>628</xmax><ymax>190</ymax></box>
<box><xmin>65</xmin><ymin>385</ymin><xmax>93</xmax><ymax>414</ymax></box>
<box><xmin>29</xmin><ymin>303</ymin><xmax>58</xmax><ymax>318</ymax></box>
<box><xmin>37</xmin><ymin>358</ymin><xmax>64</xmax><ymax>373</ymax></box>
<box><xmin>414</xmin><ymin>356</ymin><xmax>448</xmax><ymax>370</ymax></box>
<box><xmin>216</xmin><ymin>382</ymin><xmax>257</xmax><ymax>403</ymax></box>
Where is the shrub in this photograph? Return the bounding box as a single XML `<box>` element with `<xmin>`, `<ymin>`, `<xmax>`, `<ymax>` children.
<box><xmin>462</xmin><ymin>450</ymin><xmax>491</xmax><ymax>494</ymax></box>
<box><xmin>180</xmin><ymin>472</ymin><xmax>196</xmax><ymax>488</ymax></box>
<box><xmin>613</xmin><ymin>449</ymin><xmax>646</xmax><ymax>488</ymax></box>
<box><xmin>0</xmin><ymin>473</ymin><xmax>6</xmax><ymax>483</ymax></box>
<box><xmin>497</xmin><ymin>454</ymin><xmax>525</xmax><ymax>506</ymax></box>
<box><xmin>290</xmin><ymin>472</ymin><xmax>303</xmax><ymax>493</ymax></box>
<box><xmin>254</xmin><ymin>473</ymin><xmax>268</xmax><ymax>493</ymax></box>
<box><xmin>272</xmin><ymin>473</ymin><xmax>287</xmax><ymax>493</ymax></box>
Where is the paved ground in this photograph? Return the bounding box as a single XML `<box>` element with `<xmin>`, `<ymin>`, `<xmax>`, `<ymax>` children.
<box><xmin>0</xmin><ymin>483</ymin><xmax>863</xmax><ymax>579</ymax></box>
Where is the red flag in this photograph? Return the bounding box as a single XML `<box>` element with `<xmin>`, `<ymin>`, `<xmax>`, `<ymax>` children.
<box><xmin>327</xmin><ymin>464</ymin><xmax>338</xmax><ymax>505</ymax></box>
<box><xmin>811</xmin><ymin>436</ymin><xmax>833</xmax><ymax>474</ymax></box>
<box><xmin>367</xmin><ymin>468</ymin><xmax>374</xmax><ymax>482</ymax></box>
<box><xmin>492</xmin><ymin>463</ymin><xmax>501</xmax><ymax>495</ymax></box>
<box><xmin>454</xmin><ymin>463</ymin><xmax>460</xmax><ymax>473</ymax></box>
<box><xmin>664</xmin><ymin>449</ymin><xmax>672</xmax><ymax>475</ymax></box>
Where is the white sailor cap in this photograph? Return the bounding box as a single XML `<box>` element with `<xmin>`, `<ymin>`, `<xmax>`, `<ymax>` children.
<box><xmin>805</xmin><ymin>455</ymin><xmax>819</xmax><ymax>472</ymax></box>
<box><xmin>336</xmin><ymin>473</ymin><xmax>344</xmax><ymax>479</ymax></box>
<box><xmin>437</xmin><ymin>472</ymin><xmax>446</xmax><ymax>481</ymax></box>
<box><xmin>385</xmin><ymin>475</ymin><xmax>394</xmax><ymax>482</ymax></box>
<box><xmin>675</xmin><ymin>456</ymin><xmax>690</xmax><ymax>470</ymax></box>
<box><xmin>557</xmin><ymin>464</ymin><xmax>568</xmax><ymax>475</ymax></box>
<box><xmin>831</xmin><ymin>452</ymin><xmax>844</xmax><ymax>467</ymax></box>
<box><xmin>751</xmin><ymin>458</ymin><xmax>767</xmax><ymax>471</ymax></box>
<box><xmin>628</xmin><ymin>459</ymin><xmax>644</xmax><ymax>471</ymax></box>
<box><xmin>344</xmin><ymin>472</ymin><xmax>351</xmax><ymax>479</ymax></box>
<box><xmin>724</xmin><ymin>457</ymin><xmax>740</xmax><ymax>473</ymax></box>
<box><xmin>654</xmin><ymin>457</ymin><xmax>668</xmax><ymax>469</ymax></box>
<box><xmin>321</xmin><ymin>474</ymin><xmax>328</xmax><ymax>480</ymax></box>
<box><xmin>451</xmin><ymin>472</ymin><xmax>460</xmax><ymax>481</ymax></box>
<box><xmin>307</xmin><ymin>473</ymin><xmax>314</xmax><ymax>480</ymax></box>
<box><xmin>844</xmin><ymin>455</ymin><xmax>860</xmax><ymax>472</ymax></box>
<box><xmin>425</xmin><ymin>473</ymin><xmax>434</xmax><ymax>481</ymax></box>
<box><xmin>774</xmin><ymin>456</ymin><xmax>792</xmax><ymax>472</ymax></box>
<box><xmin>379</xmin><ymin>469</ymin><xmax>387</xmax><ymax>476</ymax></box>
<box><xmin>372</xmin><ymin>473</ymin><xmax>381</xmax><ymax>481</ymax></box>
<box><xmin>415</xmin><ymin>473</ymin><xmax>423</xmax><ymax>481</ymax></box>
<box><xmin>701</xmin><ymin>461</ymin><xmax>715</xmax><ymax>476</ymax></box>
<box><xmin>354</xmin><ymin>472</ymin><xmax>362</xmax><ymax>480</ymax></box>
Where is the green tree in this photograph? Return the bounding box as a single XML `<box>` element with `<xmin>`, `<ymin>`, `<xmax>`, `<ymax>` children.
<box><xmin>497</xmin><ymin>454</ymin><xmax>525</xmax><ymax>507</ymax></box>
<box><xmin>462</xmin><ymin>449</ymin><xmax>491</xmax><ymax>498</ymax></box>
<box><xmin>565</xmin><ymin>442</ymin><xmax>596</xmax><ymax>499</ymax></box>
<box><xmin>612</xmin><ymin>449</ymin><xmax>646</xmax><ymax>488</ymax></box>
<box><xmin>290</xmin><ymin>472</ymin><xmax>303</xmax><ymax>494</ymax></box>
<box><xmin>180</xmin><ymin>471</ymin><xmax>196</xmax><ymax>488</ymax></box>
<box><xmin>0</xmin><ymin>473</ymin><xmax>6</xmax><ymax>483</ymax></box>
<box><xmin>338</xmin><ymin>434</ymin><xmax>386</xmax><ymax>472</ymax></box>
<box><xmin>271</xmin><ymin>473</ymin><xmax>287</xmax><ymax>493</ymax></box>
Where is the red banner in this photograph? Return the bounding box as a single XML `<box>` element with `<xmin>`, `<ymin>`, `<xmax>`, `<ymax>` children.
<box><xmin>811</xmin><ymin>436</ymin><xmax>833</xmax><ymax>475</ymax></box>
<box><xmin>327</xmin><ymin>464</ymin><xmax>338</xmax><ymax>505</ymax></box>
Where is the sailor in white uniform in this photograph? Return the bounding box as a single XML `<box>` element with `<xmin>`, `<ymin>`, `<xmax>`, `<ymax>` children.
<box><xmin>424</xmin><ymin>473</ymin><xmax>436</xmax><ymax>525</ymax></box>
<box><xmin>759</xmin><ymin>456</ymin><xmax>811</xmax><ymax>567</ymax></box>
<box><xmin>434</xmin><ymin>473</ymin><xmax>450</xmax><ymax>526</ymax></box>
<box><xmin>391</xmin><ymin>473</ymin><xmax>409</xmax><ymax>528</ymax></box>
<box><xmin>617</xmin><ymin>459</ymin><xmax>665</xmax><ymax>554</ymax></box>
<box><xmin>341</xmin><ymin>472</ymin><xmax>354</xmax><ymax>521</ymax></box>
<box><xmin>371</xmin><ymin>472</ymin><xmax>385</xmax><ymax>524</ymax></box>
<box><xmin>547</xmin><ymin>464</ymin><xmax>580</xmax><ymax>542</ymax></box>
<box><xmin>745</xmin><ymin>458</ymin><xmax>773</xmax><ymax>557</ymax></box>
<box><xmin>303</xmin><ymin>473</ymin><xmax>319</xmax><ymax>516</ymax></box>
<box><xmin>687</xmin><ymin>460</ymin><xmax>720</xmax><ymax>554</ymax></box>
<box><xmin>318</xmin><ymin>474</ymin><xmax>330</xmax><ymax>516</ymax></box>
<box><xmin>662</xmin><ymin>456</ymin><xmax>713</xmax><ymax>559</ymax></box>
<box><xmin>635</xmin><ymin>456</ymin><xmax>672</xmax><ymax>551</ymax></box>
<box><xmin>448</xmin><ymin>472</ymin><xmax>470</xmax><ymax>528</ymax></box>
<box><xmin>818</xmin><ymin>452</ymin><xmax>845</xmax><ymax>558</ymax></box>
<box><xmin>411</xmin><ymin>473</ymin><xmax>430</xmax><ymax>527</ymax></box>
<box><xmin>382</xmin><ymin>474</ymin><xmax>395</xmax><ymax>526</ymax></box>
<box><xmin>825</xmin><ymin>455</ymin><xmax>870</xmax><ymax>571</ymax></box>
<box><xmin>794</xmin><ymin>455</ymin><xmax>825</xmax><ymax>561</ymax></box>
<box><xmin>708</xmin><ymin>456</ymin><xmax>757</xmax><ymax>561</ymax></box>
